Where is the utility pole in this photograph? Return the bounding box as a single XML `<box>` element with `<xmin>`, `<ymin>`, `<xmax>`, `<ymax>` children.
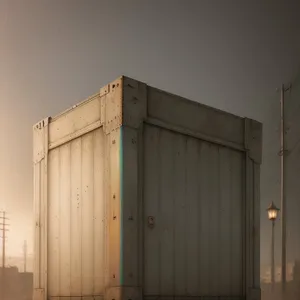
<box><xmin>0</xmin><ymin>211</ymin><xmax>9</xmax><ymax>299</ymax></box>
<box><xmin>23</xmin><ymin>240</ymin><xmax>27</xmax><ymax>273</ymax></box>
<box><xmin>0</xmin><ymin>211</ymin><xmax>9</xmax><ymax>268</ymax></box>
<box><xmin>271</xmin><ymin>219</ymin><xmax>275</xmax><ymax>289</ymax></box>
<box><xmin>280</xmin><ymin>83</ymin><xmax>291</xmax><ymax>293</ymax></box>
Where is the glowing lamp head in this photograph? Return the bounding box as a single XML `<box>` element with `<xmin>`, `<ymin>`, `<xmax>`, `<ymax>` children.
<box><xmin>267</xmin><ymin>202</ymin><xmax>280</xmax><ymax>221</ymax></box>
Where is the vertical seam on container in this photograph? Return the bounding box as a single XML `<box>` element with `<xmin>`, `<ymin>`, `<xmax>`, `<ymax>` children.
<box><xmin>92</xmin><ymin>131</ymin><xmax>96</xmax><ymax>295</ymax></box>
<box><xmin>217</xmin><ymin>147</ymin><xmax>221</xmax><ymax>295</ymax></box>
<box><xmin>58</xmin><ymin>147</ymin><xmax>61</xmax><ymax>296</ymax></box>
<box><xmin>172</xmin><ymin>133</ymin><xmax>176</xmax><ymax>298</ymax></box>
<box><xmin>184</xmin><ymin>137</ymin><xmax>188</xmax><ymax>294</ymax></box>
<box><xmin>69</xmin><ymin>143</ymin><xmax>72</xmax><ymax>296</ymax></box>
<box><xmin>120</xmin><ymin>77</ymin><xmax>124</xmax><ymax>287</ymax></box>
<box><xmin>39</xmin><ymin>162</ymin><xmax>42</xmax><ymax>288</ymax></box>
<box><xmin>252</xmin><ymin>162</ymin><xmax>255</xmax><ymax>287</ymax></box>
<box><xmin>80</xmin><ymin>138</ymin><xmax>83</xmax><ymax>296</ymax></box>
<box><xmin>139</xmin><ymin>124</ymin><xmax>144</xmax><ymax>290</ymax></box>
<box><xmin>208</xmin><ymin>144</ymin><xmax>212</xmax><ymax>295</ymax></box>
<box><xmin>230</xmin><ymin>151</ymin><xmax>233</xmax><ymax>296</ymax></box>
<box><xmin>158</xmin><ymin>129</ymin><xmax>162</xmax><ymax>296</ymax></box>
<box><xmin>197</xmin><ymin>141</ymin><xmax>201</xmax><ymax>294</ymax></box>
<box><xmin>120</xmin><ymin>127</ymin><xmax>124</xmax><ymax>286</ymax></box>
<box><xmin>242</xmin><ymin>154</ymin><xmax>246</xmax><ymax>296</ymax></box>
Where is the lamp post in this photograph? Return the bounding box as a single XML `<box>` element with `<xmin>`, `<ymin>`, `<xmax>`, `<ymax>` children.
<box><xmin>267</xmin><ymin>202</ymin><xmax>280</xmax><ymax>292</ymax></box>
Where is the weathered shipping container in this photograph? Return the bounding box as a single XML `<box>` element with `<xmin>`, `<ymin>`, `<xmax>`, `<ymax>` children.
<box><xmin>33</xmin><ymin>76</ymin><xmax>262</xmax><ymax>300</ymax></box>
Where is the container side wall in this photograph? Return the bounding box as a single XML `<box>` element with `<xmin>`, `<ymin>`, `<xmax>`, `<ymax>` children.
<box><xmin>47</xmin><ymin>128</ymin><xmax>105</xmax><ymax>298</ymax></box>
<box><xmin>143</xmin><ymin>124</ymin><xmax>244</xmax><ymax>298</ymax></box>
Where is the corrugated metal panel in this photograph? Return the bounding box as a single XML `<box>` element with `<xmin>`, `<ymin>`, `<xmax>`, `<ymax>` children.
<box><xmin>33</xmin><ymin>161</ymin><xmax>44</xmax><ymax>289</ymax></box>
<box><xmin>143</xmin><ymin>124</ymin><xmax>244</xmax><ymax>298</ymax></box>
<box><xmin>47</xmin><ymin>128</ymin><xmax>105</xmax><ymax>298</ymax></box>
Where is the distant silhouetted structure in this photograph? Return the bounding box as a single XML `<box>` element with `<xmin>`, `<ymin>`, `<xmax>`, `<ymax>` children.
<box><xmin>0</xmin><ymin>211</ymin><xmax>9</xmax><ymax>268</ymax></box>
<box><xmin>23</xmin><ymin>240</ymin><xmax>27</xmax><ymax>273</ymax></box>
<box><xmin>0</xmin><ymin>266</ymin><xmax>33</xmax><ymax>300</ymax></box>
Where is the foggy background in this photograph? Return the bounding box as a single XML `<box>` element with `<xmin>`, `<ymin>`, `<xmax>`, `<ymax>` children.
<box><xmin>1</xmin><ymin>0</ymin><xmax>300</xmax><ymax>279</ymax></box>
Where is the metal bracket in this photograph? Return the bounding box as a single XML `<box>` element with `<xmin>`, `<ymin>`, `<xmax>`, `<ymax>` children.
<box><xmin>101</xmin><ymin>79</ymin><xmax>123</xmax><ymax>134</ymax></box>
<box><xmin>100</xmin><ymin>83</ymin><xmax>110</xmax><ymax>97</ymax></box>
<box><xmin>122</xmin><ymin>76</ymin><xmax>147</xmax><ymax>129</ymax></box>
<box><xmin>33</xmin><ymin>118</ymin><xmax>50</xmax><ymax>164</ymax></box>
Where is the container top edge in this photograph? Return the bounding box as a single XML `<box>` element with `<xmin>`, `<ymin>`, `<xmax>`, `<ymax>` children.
<box><xmin>33</xmin><ymin>75</ymin><xmax>262</xmax><ymax>127</ymax></box>
<box><xmin>49</xmin><ymin>92</ymin><xmax>100</xmax><ymax>122</ymax></box>
<box><xmin>148</xmin><ymin>86</ymin><xmax>260</xmax><ymax>124</ymax></box>
<box><xmin>123</xmin><ymin>76</ymin><xmax>261</xmax><ymax>124</ymax></box>
<box><xmin>33</xmin><ymin>76</ymin><xmax>126</xmax><ymax>126</ymax></box>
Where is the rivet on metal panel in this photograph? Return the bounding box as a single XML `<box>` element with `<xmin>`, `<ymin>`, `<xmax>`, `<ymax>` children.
<box><xmin>132</xmin><ymin>96</ymin><xmax>138</xmax><ymax>104</ymax></box>
<box><xmin>113</xmin><ymin>274</ymin><xmax>115</xmax><ymax>278</ymax></box>
<box><xmin>131</xmin><ymin>138</ymin><xmax>136</xmax><ymax>144</ymax></box>
<box><xmin>113</xmin><ymin>194</ymin><xmax>116</xmax><ymax>199</ymax></box>
<box><xmin>113</xmin><ymin>216</ymin><xmax>117</xmax><ymax>220</ymax></box>
<box><xmin>148</xmin><ymin>216</ymin><xmax>155</xmax><ymax>228</ymax></box>
<box><xmin>128</xmin><ymin>216</ymin><xmax>133</xmax><ymax>221</ymax></box>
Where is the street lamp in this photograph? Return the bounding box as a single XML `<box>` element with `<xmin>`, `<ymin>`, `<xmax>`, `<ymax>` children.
<box><xmin>267</xmin><ymin>201</ymin><xmax>280</xmax><ymax>291</ymax></box>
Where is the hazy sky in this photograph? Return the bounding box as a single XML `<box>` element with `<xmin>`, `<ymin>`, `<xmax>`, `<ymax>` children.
<box><xmin>1</xmin><ymin>0</ymin><xmax>300</xmax><ymax>268</ymax></box>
